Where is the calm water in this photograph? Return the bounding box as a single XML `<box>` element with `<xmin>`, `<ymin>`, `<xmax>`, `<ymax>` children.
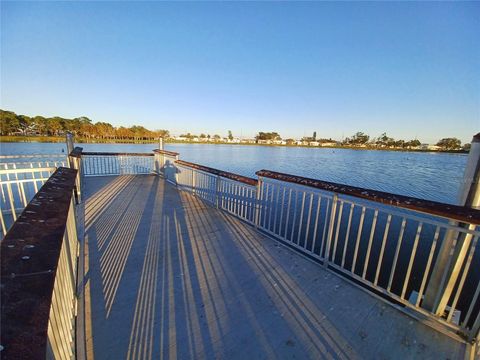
<box><xmin>0</xmin><ymin>142</ymin><xmax>467</xmax><ymax>204</ymax></box>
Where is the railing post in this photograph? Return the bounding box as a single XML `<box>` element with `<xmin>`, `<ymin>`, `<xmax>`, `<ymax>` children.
<box><xmin>324</xmin><ymin>193</ymin><xmax>338</xmax><ymax>267</ymax></box>
<box><xmin>159</xmin><ymin>137</ymin><xmax>164</xmax><ymax>151</ymax></box>
<box><xmin>254</xmin><ymin>177</ymin><xmax>263</xmax><ymax>228</ymax></box>
<box><xmin>192</xmin><ymin>169</ymin><xmax>196</xmax><ymax>195</ymax></box>
<box><xmin>423</xmin><ymin>133</ymin><xmax>480</xmax><ymax>316</ymax></box>
<box><xmin>66</xmin><ymin>132</ymin><xmax>74</xmax><ymax>155</ymax></box>
<box><xmin>174</xmin><ymin>154</ymin><xmax>179</xmax><ymax>186</ymax></box>
<box><xmin>73</xmin><ymin>156</ymin><xmax>82</xmax><ymax>203</ymax></box>
<box><xmin>154</xmin><ymin>151</ymin><xmax>161</xmax><ymax>176</ymax></box>
<box><xmin>215</xmin><ymin>175</ymin><xmax>221</xmax><ymax>208</ymax></box>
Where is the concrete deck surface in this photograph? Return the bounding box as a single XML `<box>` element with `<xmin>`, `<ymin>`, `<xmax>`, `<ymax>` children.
<box><xmin>79</xmin><ymin>175</ymin><xmax>467</xmax><ymax>359</ymax></box>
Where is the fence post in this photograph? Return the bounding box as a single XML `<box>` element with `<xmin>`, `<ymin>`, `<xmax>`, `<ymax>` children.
<box><xmin>324</xmin><ymin>193</ymin><xmax>338</xmax><ymax>267</ymax></box>
<box><xmin>215</xmin><ymin>175</ymin><xmax>221</xmax><ymax>208</ymax></box>
<box><xmin>254</xmin><ymin>178</ymin><xmax>263</xmax><ymax>228</ymax></box>
<box><xmin>423</xmin><ymin>133</ymin><xmax>480</xmax><ymax>316</ymax></box>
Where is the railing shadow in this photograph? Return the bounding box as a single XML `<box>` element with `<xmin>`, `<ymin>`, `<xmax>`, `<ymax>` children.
<box><xmin>82</xmin><ymin>174</ymin><xmax>367</xmax><ymax>359</ymax></box>
<box><xmin>81</xmin><ymin>174</ymin><xmax>461</xmax><ymax>359</ymax></box>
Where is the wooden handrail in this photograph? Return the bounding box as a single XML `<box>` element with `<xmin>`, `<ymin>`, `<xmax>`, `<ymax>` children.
<box><xmin>69</xmin><ymin>146</ymin><xmax>83</xmax><ymax>158</ymax></box>
<box><xmin>153</xmin><ymin>149</ymin><xmax>180</xmax><ymax>157</ymax></box>
<box><xmin>256</xmin><ymin>169</ymin><xmax>480</xmax><ymax>225</ymax></box>
<box><xmin>82</xmin><ymin>151</ymin><xmax>154</xmax><ymax>156</ymax></box>
<box><xmin>176</xmin><ymin>160</ymin><xmax>258</xmax><ymax>186</ymax></box>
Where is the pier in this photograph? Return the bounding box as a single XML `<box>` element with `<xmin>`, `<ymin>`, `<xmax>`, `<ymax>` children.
<box><xmin>1</xmin><ymin>136</ymin><xmax>480</xmax><ymax>359</ymax></box>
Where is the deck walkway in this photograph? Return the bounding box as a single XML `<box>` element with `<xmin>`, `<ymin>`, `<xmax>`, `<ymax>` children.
<box><xmin>79</xmin><ymin>175</ymin><xmax>467</xmax><ymax>359</ymax></box>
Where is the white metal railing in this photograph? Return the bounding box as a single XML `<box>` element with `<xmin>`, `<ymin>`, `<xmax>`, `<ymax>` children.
<box><xmin>254</xmin><ymin>175</ymin><xmax>480</xmax><ymax>340</ymax></box>
<box><xmin>175</xmin><ymin>161</ymin><xmax>258</xmax><ymax>224</ymax></box>
<box><xmin>64</xmin><ymin>143</ymin><xmax>480</xmax><ymax>343</ymax></box>
<box><xmin>0</xmin><ymin>166</ymin><xmax>58</xmax><ymax>236</ymax></box>
<box><xmin>154</xmin><ymin>149</ymin><xmax>179</xmax><ymax>184</ymax></box>
<box><xmin>1</xmin><ymin>167</ymin><xmax>79</xmax><ymax>359</ymax></box>
<box><xmin>82</xmin><ymin>153</ymin><xmax>154</xmax><ymax>176</ymax></box>
<box><xmin>47</xmin><ymin>195</ymin><xmax>79</xmax><ymax>359</ymax></box>
<box><xmin>153</xmin><ymin>154</ymin><xmax>480</xmax><ymax>343</ymax></box>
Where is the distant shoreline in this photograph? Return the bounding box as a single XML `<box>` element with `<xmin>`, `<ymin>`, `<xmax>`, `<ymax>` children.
<box><xmin>0</xmin><ymin>135</ymin><xmax>468</xmax><ymax>154</ymax></box>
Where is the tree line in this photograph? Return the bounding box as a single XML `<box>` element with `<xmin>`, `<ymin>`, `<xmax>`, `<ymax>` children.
<box><xmin>342</xmin><ymin>131</ymin><xmax>466</xmax><ymax>150</ymax></box>
<box><xmin>0</xmin><ymin>110</ymin><xmax>169</xmax><ymax>140</ymax></box>
<box><xmin>0</xmin><ymin>110</ymin><xmax>469</xmax><ymax>151</ymax></box>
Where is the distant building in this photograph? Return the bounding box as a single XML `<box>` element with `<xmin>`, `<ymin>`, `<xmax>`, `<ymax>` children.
<box><xmin>422</xmin><ymin>144</ymin><xmax>441</xmax><ymax>151</ymax></box>
<box><xmin>309</xmin><ymin>141</ymin><xmax>320</xmax><ymax>147</ymax></box>
<box><xmin>257</xmin><ymin>139</ymin><xmax>272</xmax><ymax>145</ymax></box>
<box><xmin>272</xmin><ymin>139</ymin><xmax>286</xmax><ymax>145</ymax></box>
<box><xmin>320</xmin><ymin>142</ymin><xmax>337</xmax><ymax>147</ymax></box>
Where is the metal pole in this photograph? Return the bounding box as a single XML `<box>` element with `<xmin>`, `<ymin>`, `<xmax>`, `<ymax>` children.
<box><xmin>423</xmin><ymin>133</ymin><xmax>480</xmax><ymax>313</ymax></box>
<box><xmin>159</xmin><ymin>137</ymin><xmax>164</xmax><ymax>151</ymax></box>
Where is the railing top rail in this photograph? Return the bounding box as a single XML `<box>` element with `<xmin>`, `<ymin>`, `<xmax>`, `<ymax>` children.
<box><xmin>0</xmin><ymin>167</ymin><xmax>57</xmax><ymax>175</ymax></box>
<box><xmin>176</xmin><ymin>159</ymin><xmax>258</xmax><ymax>186</ymax></box>
<box><xmin>0</xmin><ymin>167</ymin><xmax>78</xmax><ymax>359</ymax></box>
<box><xmin>69</xmin><ymin>146</ymin><xmax>83</xmax><ymax>158</ymax></box>
<box><xmin>153</xmin><ymin>149</ymin><xmax>180</xmax><ymax>157</ymax></box>
<box><xmin>82</xmin><ymin>151</ymin><xmax>154</xmax><ymax>157</ymax></box>
<box><xmin>256</xmin><ymin>169</ymin><xmax>480</xmax><ymax>225</ymax></box>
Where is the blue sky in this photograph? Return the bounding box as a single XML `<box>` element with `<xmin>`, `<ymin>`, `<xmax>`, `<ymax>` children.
<box><xmin>1</xmin><ymin>2</ymin><xmax>479</xmax><ymax>143</ymax></box>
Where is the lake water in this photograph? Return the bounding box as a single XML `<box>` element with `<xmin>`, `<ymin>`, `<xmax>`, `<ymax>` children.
<box><xmin>0</xmin><ymin>142</ymin><xmax>467</xmax><ymax>204</ymax></box>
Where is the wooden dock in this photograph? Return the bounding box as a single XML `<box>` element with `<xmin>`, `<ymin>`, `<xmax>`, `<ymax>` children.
<box><xmin>78</xmin><ymin>174</ymin><xmax>467</xmax><ymax>359</ymax></box>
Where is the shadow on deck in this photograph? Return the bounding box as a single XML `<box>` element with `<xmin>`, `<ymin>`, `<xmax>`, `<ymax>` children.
<box><xmin>79</xmin><ymin>175</ymin><xmax>466</xmax><ymax>359</ymax></box>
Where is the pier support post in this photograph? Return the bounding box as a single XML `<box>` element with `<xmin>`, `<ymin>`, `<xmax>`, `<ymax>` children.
<box><xmin>423</xmin><ymin>134</ymin><xmax>480</xmax><ymax>317</ymax></box>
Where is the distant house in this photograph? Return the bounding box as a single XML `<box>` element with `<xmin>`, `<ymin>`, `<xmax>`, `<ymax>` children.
<box><xmin>241</xmin><ymin>139</ymin><xmax>256</xmax><ymax>144</ymax></box>
<box><xmin>175</xmin><ymin>136</ymin><xmax>188</xmax><ymax>141</ymax></box>
<box><xmin>320</xmin><ymin>142</ymin><xmax>338</xmax><ymax>147</ymax></box>
<box><xmin>422</xmin><ymin>144</ymin><xmax>441</xmax><ymax>151</ymax></box>
<box><xmin>309</xmin><ymin>141</ymin><xmax>320</xmax><ymax>147</ymax></box>
<box><xmin>227</xmin><ymin>138</ymin><xmax>241</xmax><ymax>143</ymax></box>
<box><xmin>257</xmin><ymin>139</ymin><xmax>272</xmax><ymax>145</ymax></box>
<box><xmin>272</xmin><ymin>139</ymin><xmax>286</xmax><ymax>145</ymax></box>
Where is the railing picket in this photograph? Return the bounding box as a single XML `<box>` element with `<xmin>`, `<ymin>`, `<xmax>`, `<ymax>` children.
<box><xmin>374</xmin><ymin>214</ymin><xmax>392</xmax><ymax>286</ymax></box>
<box><xmin>296</xmin><ymin>192</ymin><xmax>306</xmax><ymax>245</ymax></box>
<box><xmin>341</xmin><ymin>204</ymin><xmax>355</xmax><ymax>268</ymax></box>
<box><xmin>310</xmin><ymin>194</ymin><xmax>322</xmax><ymax>254</ymax></box>
<box><xmin>304</xmin><ymin>193</ymin><xmax>314</xmax><ymax>250</ymax></box>
<box><xmin>332</xmin><ymin>200</ymin><xmax>344</xmax><ymax>262</ymax></box>
<box><xmin>387</xmin><ymin>218</ymin><xmax>407</xmax><ymax>293</ymax></box>
<box><xmin>362</xmin><ymin>210</ymin><xmax>379</xmax><ymax>279</ymax></box>
<box><xmin>352</xmin><ymin>206</ymin><xmax>366</xmax><ymax>274</ymax></box>
<box><xmin>401</xmin><ymin>222</ymin><xmax>423</xmax><ymax>299</ymax></box>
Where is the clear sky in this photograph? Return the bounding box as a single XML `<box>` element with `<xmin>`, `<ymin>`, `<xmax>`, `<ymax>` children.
<box><xmin>1</xmin><ymin>2</ymin><xmax>479</xmax><ymax>143</ymax></box>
